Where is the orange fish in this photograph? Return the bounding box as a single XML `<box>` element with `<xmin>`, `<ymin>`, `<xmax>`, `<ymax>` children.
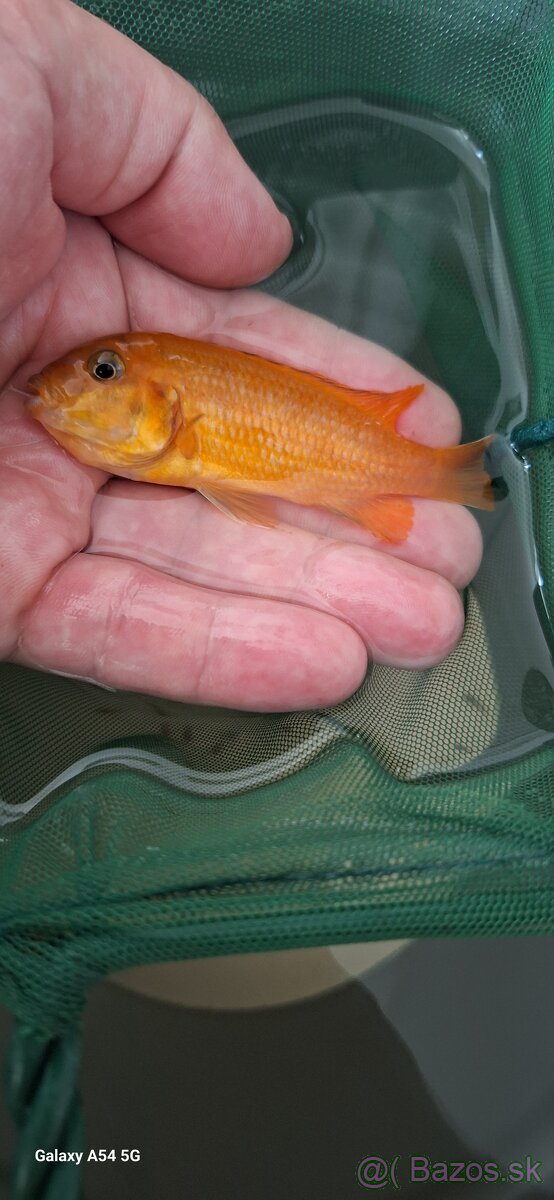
<box><xmin>28</xmin><ymin>332</ymin><xmax>495</xmax><ymax>542</ymax></box>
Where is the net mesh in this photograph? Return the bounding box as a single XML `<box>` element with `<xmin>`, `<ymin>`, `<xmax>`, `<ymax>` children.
<box><xmin>1</xmin><ymin>0</ymin><xmax>553</xmax><ymax>1033</ymax></box>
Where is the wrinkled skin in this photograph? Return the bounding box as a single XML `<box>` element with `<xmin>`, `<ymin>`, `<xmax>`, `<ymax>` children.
<box><xmin>0</xmin><ymin>0</ymin><xmax>484</xmax><ymax>711</ymax></box>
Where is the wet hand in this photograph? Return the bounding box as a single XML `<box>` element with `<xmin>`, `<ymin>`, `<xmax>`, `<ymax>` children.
<box><xmin>0</xmin><ymin>0</ymin><xmax>482</xmax><ymax>710</ymax></box>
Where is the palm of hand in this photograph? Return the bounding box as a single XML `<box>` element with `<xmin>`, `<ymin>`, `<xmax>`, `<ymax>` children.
<box><xmin>0</xmin><ymin>0</ymin><xmax>482</xmax><ymax>711</ymax></box>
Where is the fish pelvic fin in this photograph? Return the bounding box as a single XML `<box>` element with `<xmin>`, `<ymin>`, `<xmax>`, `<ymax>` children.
<box><xmin>338</xmin><ymin>494</ymin><xmax>415</xmax><ymax>543</ymax></box>
<box><xmin>196</xmin><ymin>481</ymin><xmax>281</xmax><ymax>527</ymax></box>
<box><xmin>434</xmin><ymin>434</ymin><xmax>496</xmax><ymax>511</ymax></box>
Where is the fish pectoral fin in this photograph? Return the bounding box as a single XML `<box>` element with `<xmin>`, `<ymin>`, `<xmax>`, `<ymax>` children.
<box><xmin>341</xmin><ymin>494</ymin><xmax>414</xmax><ymax>543</ymax></box>
<box><xmin>174</xmin><ymin>413</ymin><xmax>204</xmax><ymax>459</ymax></box>
<box><xmin>196</xmin><ymin>481</ymin><xmax>281</xmax><ymax>527</ymax></box>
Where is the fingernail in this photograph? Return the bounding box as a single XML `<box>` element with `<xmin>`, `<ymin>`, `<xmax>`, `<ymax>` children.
<box><xmin>274</xmin><ymin>210</ymin><xmax>293</xmax><ymax>261</ymax></box>
<box><xmin>272</xmin><ymin>194</ymin><xmax>303</xmax><ymax>257</ymax></box>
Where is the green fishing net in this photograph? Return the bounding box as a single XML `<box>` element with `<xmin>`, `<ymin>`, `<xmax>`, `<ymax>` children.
<box><xmin>1</xmin><ymin>0</ymin><xmax>553</xmax><ymax>1193</ymax></box>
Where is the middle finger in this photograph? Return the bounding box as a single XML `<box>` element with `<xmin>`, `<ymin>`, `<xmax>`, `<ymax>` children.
<box><xmin>90</xmin><ymin>482</ymin><xmax>465</xmax><ymax>669</ymax></box>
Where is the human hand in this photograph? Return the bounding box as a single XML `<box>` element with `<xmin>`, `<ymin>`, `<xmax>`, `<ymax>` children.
<box><xmin>0</xmin><ymin>0</ymin><xmax>482</xmax><ymax>712</ymax></box>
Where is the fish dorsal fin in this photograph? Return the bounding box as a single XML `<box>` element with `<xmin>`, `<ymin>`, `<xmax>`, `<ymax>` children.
<box><xmin>210</xmin><ymin>341</ymin><xmax>425</xmax><ymax>430</ymax></box>
<box><xmin>261</xmin><ymin>354</ymin><xmax>425</xmax><ymax>430</ymax></box>
<box><xmin>161</xmin><ymin>337</ymin><xmax>424</xmax><ymax>431</ymax></box>
<box><xmin>323</xmin><ymin>381</ymin><xmax>424</xmax><ymax>428</ymax></box>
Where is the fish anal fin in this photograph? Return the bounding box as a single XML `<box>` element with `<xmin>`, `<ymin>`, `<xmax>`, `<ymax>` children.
<box><xmin>343</xmin><ymin>494</ymin><xmax>414</xmax><ymax>543</ymax></box>
<box><xmin>197</xmin><ymin>481</ymin><xmax>281</xmax><ymax>527</ymax></box>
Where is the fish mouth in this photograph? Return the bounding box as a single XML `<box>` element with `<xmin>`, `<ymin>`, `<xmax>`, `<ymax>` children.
<box><xmin>25</xmin><ymin>394</ymin><xmax>42</xmax><ymax>414</ymax></box>
<box><xmin>26</xmin><ymin>379</ymin><xmax>78</xmax><ymax>418</ymax></box>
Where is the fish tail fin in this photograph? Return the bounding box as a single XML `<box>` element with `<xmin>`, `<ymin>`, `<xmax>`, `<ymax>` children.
<box><xmin>435</xmin><ymin>434</ymin><xmax>496</xmax><ymax>511</ymax></box>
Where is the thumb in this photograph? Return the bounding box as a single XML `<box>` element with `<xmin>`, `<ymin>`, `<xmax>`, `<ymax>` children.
<box><xmin>0</xmin><ymin>0</ymin><xmax>292</xmax><ymax>314</ymax></box>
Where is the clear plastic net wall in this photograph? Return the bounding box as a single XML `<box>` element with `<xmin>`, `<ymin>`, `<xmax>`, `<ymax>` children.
<box><xmin>0</xmin><ymin>0</ymin><xmax>553</xmax><ymax>1035</ymax></box>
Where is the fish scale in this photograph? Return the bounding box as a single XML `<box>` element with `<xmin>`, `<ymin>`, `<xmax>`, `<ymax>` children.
<box><xmin>185</xmin><ymin>362</ymin><xmax>376</xmax><ymax>482</ymax></box>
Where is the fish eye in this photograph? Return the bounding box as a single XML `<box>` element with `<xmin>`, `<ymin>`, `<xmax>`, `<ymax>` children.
<box><xmin>87</xmin><ymin>349</ymin><xmax>125</xmax><ymax>382</ymax></box>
